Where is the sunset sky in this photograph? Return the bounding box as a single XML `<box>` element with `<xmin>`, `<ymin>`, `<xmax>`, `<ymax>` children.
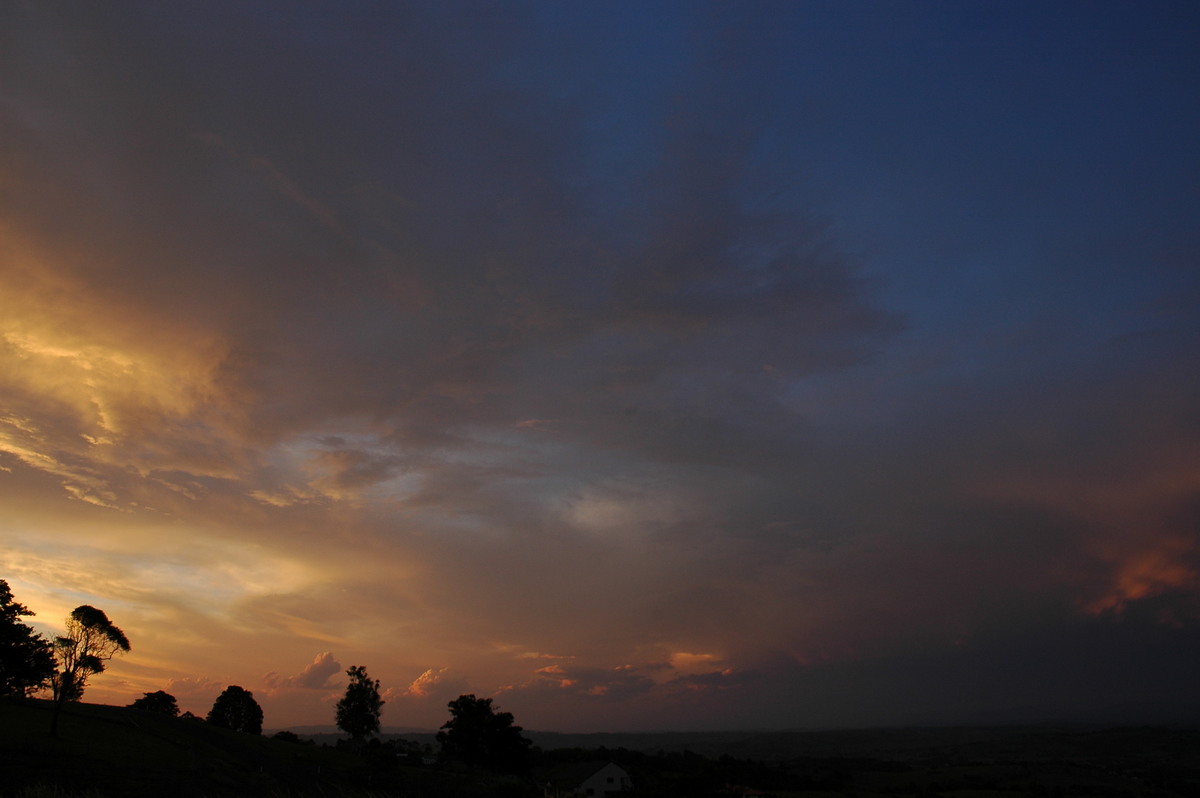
<box><xmin>2</xmin><ymin>1</ymin><xmax>1199</xmax><ymax>732</ymax></box>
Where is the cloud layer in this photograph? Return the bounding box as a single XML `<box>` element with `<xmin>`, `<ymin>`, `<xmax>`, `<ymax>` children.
<box><xmin>2</xmin><ymin>2</ymin><xmax>1199</xmax><ymax>730</ymax></box>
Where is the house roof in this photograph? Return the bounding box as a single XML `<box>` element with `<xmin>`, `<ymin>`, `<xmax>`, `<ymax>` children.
<box><xmin>536</xmin><ymin>760</ymin><xmax>627</xmax><ymax>788</ymax></box>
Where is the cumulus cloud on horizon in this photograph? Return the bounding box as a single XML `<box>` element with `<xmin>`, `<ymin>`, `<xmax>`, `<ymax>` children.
<box><xmin>264</xmin><ymin>652</ymin><xmax>343</xmax><ymax>691</ymax></box>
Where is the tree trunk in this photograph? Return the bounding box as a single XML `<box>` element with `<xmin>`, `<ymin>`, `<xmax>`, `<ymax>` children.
<box><xmin>49</xmin><ymin>694</ymin><xmax>62</xmax><ymax>737</ymax></box>
<box><xmin>48</xmin><ymin>674</ymin><xmax>68</xmax><ymax>737</ymax></box>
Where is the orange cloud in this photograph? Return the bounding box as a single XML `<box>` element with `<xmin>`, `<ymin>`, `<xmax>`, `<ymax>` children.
<box><xmin>668</xmin><ymin>651</ymin><xmax>722</xmax><ymax>674</ymax></box>
<box><xmin>264</xmin><ymin>651</ymin><xmax>342</xmax><ymax>691</ymax></box>
<box><xmin>404</xmin><ymin>667</ymin><xmax>449</xmax><ymax>698</ymax></box>
<box><xmin>0</xmin><ymin>250</ymin><xmax>241</xmax><ymax>508</ymax></box>
<box><xmin>1086</xmin><ymin>538</ymin><xmax>1198</xmax><ymax>617</ymax></box>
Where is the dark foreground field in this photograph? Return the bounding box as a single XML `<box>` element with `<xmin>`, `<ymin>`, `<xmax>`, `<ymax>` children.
<box><xmin>3</xmin><ymin>699</ymin><xmax>1200</xmax><ymax>797</ymax></box>
<box><xmin>0</xmin><ymin>700</ymin><xmax>512</xmax><ymax>798</ymax></box>
<box><xmin>529</xmin><ymin>725</ymin><xmax>1200</xmax><ymax>796</ymax></box>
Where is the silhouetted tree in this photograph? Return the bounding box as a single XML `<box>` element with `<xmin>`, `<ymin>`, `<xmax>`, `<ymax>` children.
<box><xmin>49</xmin><ymin>605</ymin><xmax>130</xmax><ymax>736</ymax></box>
<box><xmin>335</xmin><ymin>664</ymin><xmax>384</xmax><ymax>746</ymax></box>
<box><xmin>207</xmin><ymin>685</ymin><xmax>263</xmax><ymax>734</ymax></box>
<box><xmin>437</xmin><ymin>694</ymin><xmax>532</xmax><ymax>774</ymax></box>
<box><xmin>272</xmin><ymin>730</ymin><xmax>310</xmax><ymax>744</ymax></box>
<box><xmin>0</xmin><ymin>580</ymin><xmax>55</xmax><ymax>700</ymax></box>
<box><xmin>129</xmin><ymin>689</ymin><xmax>179</xmax><ymax>716</ymax></box>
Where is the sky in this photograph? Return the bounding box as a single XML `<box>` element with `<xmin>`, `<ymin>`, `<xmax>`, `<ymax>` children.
<box><xmin>1</xmin><ymin>1</ymin><xmax>1199</xmax><ymax>733</ymax></box>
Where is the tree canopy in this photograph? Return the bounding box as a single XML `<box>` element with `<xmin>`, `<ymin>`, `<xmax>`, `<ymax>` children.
<box><xmin>207</xmin><ymin>685</ymin><xmax>263</xmax><ymax>734</ymax></box>
<box><xmin>436</xmin><ymin>694</ymin><xmax>532</xmax><ymax>774</ymax></box>
<box><xmin>335</xmin><ymin>665</ymin><xmax>384</xmax><ymax>744</ymax></box>
<box><xmin>129</xmin><ymin>690</ymin><xmax>180</xmax><ymax>716</ymax></box>
<box><xmin>0</xmin><ymin>579</ymin><xmax>55</xmax><ymax>699</ymax></box>
<box><xmin>49</xmin><ymin>604</ymin><xmax>130</xmax><ymax>736</ymax></box>
<box><xmin>51</xmin><ymin>605</ymin><xmax>131</xmax><ymax>703</ymax></box>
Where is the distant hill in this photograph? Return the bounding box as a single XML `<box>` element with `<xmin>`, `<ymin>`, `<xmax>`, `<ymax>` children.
<box><xmin>525</xmin><ymin>723</ymin><xmax>1200</xmax><ymax>763</ymax></box>
<box><xmin>275</xmin><ymin>724</ymin><xmax>436</xmax><ymax>736</ymax></box>
<box><xmin>283</xmin><ymin>722</ymin><xmax>1200</xmax><ymax>764</ymax></box>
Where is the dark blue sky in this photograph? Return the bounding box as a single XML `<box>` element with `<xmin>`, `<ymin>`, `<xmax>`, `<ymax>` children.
<box><xmin>1</xmin><ymin>1</ymin><xmax>1198</xmax><ymax>730</ymax></box>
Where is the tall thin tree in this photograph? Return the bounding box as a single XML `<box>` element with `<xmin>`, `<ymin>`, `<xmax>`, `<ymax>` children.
<box><xmin>336</xmin><ymin>665</ymin><xmax>385</xmax><ymax>747</ymax></box>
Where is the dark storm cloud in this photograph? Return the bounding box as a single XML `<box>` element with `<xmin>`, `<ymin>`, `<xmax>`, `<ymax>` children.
<box><xmin>5</xmin><ymin>2</ymin><xmax>889</xmax><ymax>450</ymax></box>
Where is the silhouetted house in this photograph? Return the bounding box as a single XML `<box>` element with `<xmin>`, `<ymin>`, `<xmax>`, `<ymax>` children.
<box><xmin>540</xmin><ymin>761</ymin><xmax>632</xmax><ymax>797</ymax></box>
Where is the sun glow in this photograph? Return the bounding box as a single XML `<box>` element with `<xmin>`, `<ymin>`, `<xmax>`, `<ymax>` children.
<box><xmin>0</xmin><ymin>249</ymin><xmax>244</xmax><ymax>509</ymax></box>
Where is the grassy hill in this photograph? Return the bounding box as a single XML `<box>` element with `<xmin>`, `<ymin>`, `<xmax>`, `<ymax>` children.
<box><xmin>0</xmin><ymin>700</ymin><xmax>518</xmax><ymax>798</ymax></box>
